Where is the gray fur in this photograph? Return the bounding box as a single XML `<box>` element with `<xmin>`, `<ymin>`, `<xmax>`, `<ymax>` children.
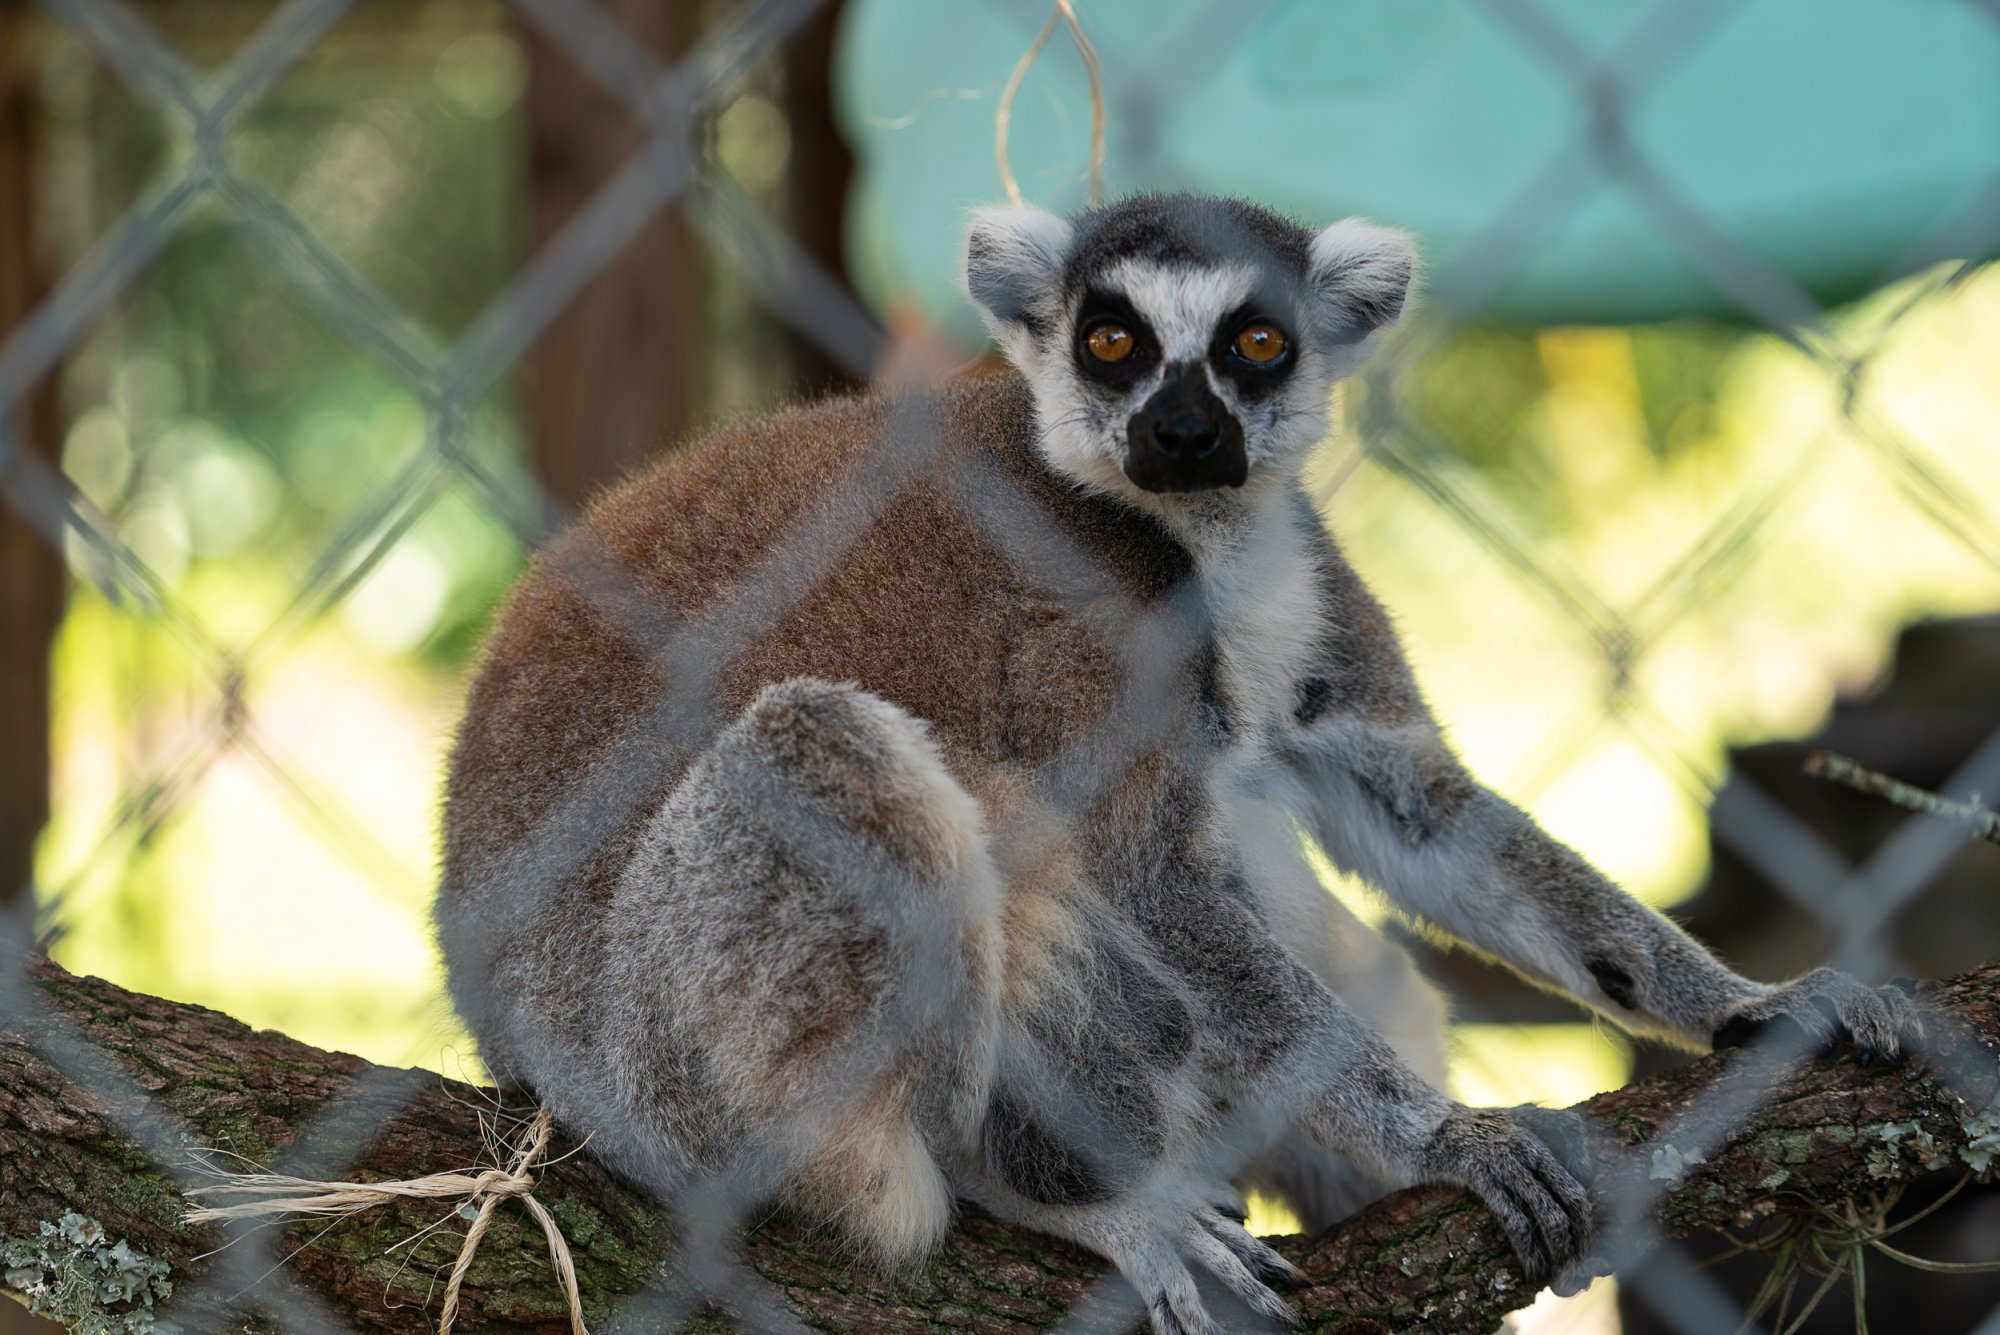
<box><xmin>439</xmin><ymin>194</ymin><xmax>1923</xmax><ymax>1334</ymax></box>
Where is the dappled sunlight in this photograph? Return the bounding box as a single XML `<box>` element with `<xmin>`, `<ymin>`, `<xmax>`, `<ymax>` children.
<box><xmin>1448</xmin><ymin>1024</ymin><xmax>1635</xmax><ymax>1111</ymax></box>
<box><xmin>42</xmin><ymin>587</ymin><xmax>473</xmax><ymax>1070</ymax></box>
<box><xmin>1508</xmin><ymin>1277</ymin><xmax>1623</xmax><ymax>1335</ymax></box>
<box><xmin>1326</xmin><ymin>264</ymin><xmax>2000</xmax><ymax>929</ymax></box>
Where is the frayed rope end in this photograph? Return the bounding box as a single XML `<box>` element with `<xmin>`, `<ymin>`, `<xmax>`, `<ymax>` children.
<box><xmin>182</xmin><ymin>1104</ymin><xmax>587</xmax><ymax>1334</ymax></box>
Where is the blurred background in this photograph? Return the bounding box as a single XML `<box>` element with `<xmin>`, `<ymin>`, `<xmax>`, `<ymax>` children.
<box><xmin>2</xmin><ymin>2</ymin><xmax>1998</xmax><ymax>1332</ymax></box>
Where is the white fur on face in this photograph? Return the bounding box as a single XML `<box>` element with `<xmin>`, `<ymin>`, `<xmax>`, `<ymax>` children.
<box><xmin>965</xmin><ymin>209</ymin><xmax>1418</xmax><ymax>516</ymax></box>
<box><xmin>1103</xmin><ymin>259</ymin><xmax>1260</xmax><ymax>363</ymax></box>
<box><xmin>1020</xmin><ymin>260</ymin><xmax>1342</xmax><ymax>514</ymax></box>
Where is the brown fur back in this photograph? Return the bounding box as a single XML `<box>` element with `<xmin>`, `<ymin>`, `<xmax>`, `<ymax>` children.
<box><xmin>440</xmin><ymin>369</ymin><xmax>1193</xmax><ymax>942</ymax></box>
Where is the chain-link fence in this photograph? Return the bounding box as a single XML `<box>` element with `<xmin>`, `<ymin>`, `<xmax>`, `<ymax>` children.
<box><xmin>4</xmin><ymin>1</ymin><xmax>1999</xmax><ymax>1332</ymax></box>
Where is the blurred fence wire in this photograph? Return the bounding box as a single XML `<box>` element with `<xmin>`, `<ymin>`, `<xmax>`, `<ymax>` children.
<box><xmin>3</xmin><ymin>0</ymin><xmax>1999</xmax><ymax>1332</ymax></box>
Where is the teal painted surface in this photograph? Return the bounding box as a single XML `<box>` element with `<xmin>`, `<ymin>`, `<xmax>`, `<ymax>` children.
<box><xmin>834</xmin><ymin>0</ymin><xmax>2000</xmax><ymax>331</ymax></box>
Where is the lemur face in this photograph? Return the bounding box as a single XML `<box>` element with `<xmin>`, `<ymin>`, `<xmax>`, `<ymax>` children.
<box><xmin>966</xmin><ymin>195</ymin><xmax>1416</xmax><ymax>501</ymax></box>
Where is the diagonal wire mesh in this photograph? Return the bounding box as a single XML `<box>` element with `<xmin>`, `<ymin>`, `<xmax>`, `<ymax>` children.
<box><xmin>3</xmin><ymin>0</ymin><xmax>1998</xmax><ymax>1332</ymax></box>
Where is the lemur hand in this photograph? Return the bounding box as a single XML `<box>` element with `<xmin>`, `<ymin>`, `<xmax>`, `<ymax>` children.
<box><xmin>1507</xmin><ymin>1103</ymin><xmax>1615</xmax><ymax>1297</ymax></box>
<box><xmin>1416</xmin><ymin>1104</ymin><xmax>1594</xmax><ymax>1289</ymax></box>
<box><xmin>1712</xmin><ymin>967</ymin><xmax>1924</xmax><ymax>1065</ymax></box>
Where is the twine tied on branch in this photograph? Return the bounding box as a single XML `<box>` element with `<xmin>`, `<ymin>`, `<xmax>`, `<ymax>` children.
<box><xmin>184</xmin><ymin>1104</ymin><xmax>587</xmax><ymax>1334</ymax></box>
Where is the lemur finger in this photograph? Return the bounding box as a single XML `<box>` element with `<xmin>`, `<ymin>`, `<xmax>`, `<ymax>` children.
<box><xmin>1859</xmin><ymin>983</ymin><xmax>1924</xmax><ymax>1063</ymax></box>
<box><xmin>1118</xmin><ymin>1235</ymin><xmax>1224</xmax><ymax>1335</ymax></box>
<box><xmin>1197</xmin><ymin>1210</ymin><xmax>1305</xmax><ymax>1290</ymax></box>
<box><xmin>1885</xmin><ymin>985</ymin><xmax>1927</xmax><ymax>1058</ymax></box>
<box><xmin>1488</xmin><ymin>1129</ymin><xmax>1592</xmax><ymax>1287</ymax></box>
<box><xmin>1518</xmin><ymin>1126</ymin><xmax>1594</xmax><ymax>1244</ymax></box>
<box><xmin>1551</xmin><ymin>1254</ymin><xmax>1605</xmax><ymax>1300</ymax></box>
<box><xmin>1146</xmin><ymin>1272</ymin><xmax>1225</xmax><ymax>1335</ymax></box>
<box><xmin>1208</xmin><ymin>1189</ymin><xmax>1249</xmax><ymax>1224</ymax></box>
<box><xmin>1516</xmin><ymin>1143</ymin><xmax>1589</xmax><ymax>1273</ymax></box>
<box><xmin>1550</xmin><ymin>1221</ymin><xmax>1620</xmax><ymax>1302</ymax></box>
<box><xmin>1471</xmin><ymin>1174</ymin><xmax>1550</xmax><ymax>1286</ymax></box>
<box><xmin>1503</xmin><ymin>1172</ymin><xmax>1576</xmax><ymax>1285</ymax></box>
<box><xmin>1529</xmin><ymin>1169</ymin><xmax>1592</xmax><ymax>1269</ymax></box>
<box><xmin>1179</xmin><ymin>1219</ymin><xmax>1301</xmax><ymax>1329</ymax></box>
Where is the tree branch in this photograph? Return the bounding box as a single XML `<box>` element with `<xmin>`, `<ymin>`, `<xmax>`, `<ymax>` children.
<box><xmin>4</xmin><ymin>948</ymin><xmax>1998</xmax><ymax>1333</ymax></box>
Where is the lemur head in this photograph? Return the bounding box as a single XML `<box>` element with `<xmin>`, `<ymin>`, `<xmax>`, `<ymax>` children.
<box><xmin>965</xmin><ymin>194</ymin><xmax>1415</xmax><ymax>502</ymax></box>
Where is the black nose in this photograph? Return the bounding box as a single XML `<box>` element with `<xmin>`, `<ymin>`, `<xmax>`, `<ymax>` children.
<box><xmin>1149</xmin><ymin>415</ymin><xmax>1221</xmax><ymax>460</ymax></box>
<box><xmin>1124</xmin><ymin>368</ymin><xmax>1247</xmax><ymax>493</ymax></box>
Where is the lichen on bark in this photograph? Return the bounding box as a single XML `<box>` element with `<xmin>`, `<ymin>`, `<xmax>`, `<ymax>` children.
<box><xmin>2</xmin><ymin>1210</ymin><xmax>175</xmax><ymax>1332</ymax></box>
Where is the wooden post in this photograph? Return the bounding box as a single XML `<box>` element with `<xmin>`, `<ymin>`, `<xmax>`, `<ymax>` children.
<box><xmin>521</xmin><ymin>1</ymin><xmax>700</xmax><ymax>514</ymax></box>
<box><xmin>0</xmin><ymin>5</ymin><xmax>63</xmax><ymax>913</ymax></box>
<box><xmin>782</xmin><ymin>0</ymin><xmax>858</xmax><ymax>400</ymax></box>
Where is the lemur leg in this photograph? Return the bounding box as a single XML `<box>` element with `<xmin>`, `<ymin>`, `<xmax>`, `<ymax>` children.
<box><xmin>964</xmin><ymin>847</ymin><xmax>1586</xmax><ymax>1329</ymax></box>
<box><xmin>1154</xmin><ymin>886</ymin><xmax>1592</xmax><ymax>1295</ymax></box>
<box><xmin>1233</xmin><ymin>800</ymin><xmax>1451</xmax><ymax>1233</ymax></box>
<box><xmin>1242</xmin><ymin>916</ymin><xmax>1453</xmax><ymax>1232</ymax></box>
<box><xmin>594</xmin><ymin>677</ymin><xmax>1003</xmax><ymax>1264</ymax></box>
<box><xmin>969</xmin><ymin>938</ymin><xmax>1589</xmax><ymax>1327</ymax></box>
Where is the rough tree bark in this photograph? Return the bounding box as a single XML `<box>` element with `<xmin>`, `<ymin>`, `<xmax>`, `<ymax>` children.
<box><xmin>3</xmin><ymin>947</ymin><xmax>1998</xmax><ymax>1335</ymax></box>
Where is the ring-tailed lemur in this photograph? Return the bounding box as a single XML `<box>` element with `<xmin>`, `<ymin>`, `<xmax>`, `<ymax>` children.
<box><xmin>437</xmin><ymin>194</ymin><xmax>1921</xmax><ymax>1334</ymax></box>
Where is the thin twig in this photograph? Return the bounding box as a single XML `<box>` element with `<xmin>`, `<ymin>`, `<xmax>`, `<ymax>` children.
<box><xmin>1804</xmin><ymin>750</ymin><xmax>2000</xmax><ymax>846</ymax></box>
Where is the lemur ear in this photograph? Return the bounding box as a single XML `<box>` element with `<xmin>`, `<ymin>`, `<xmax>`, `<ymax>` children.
<box><xmin>965</xmin><ymin>205</ymin><xmax>1074</xmax><ymax>335</ymax></box>
<box><xmin>1307</xmin><ymin>219</ymin><xmax>1418</xmax><ymax>339</ymax></box>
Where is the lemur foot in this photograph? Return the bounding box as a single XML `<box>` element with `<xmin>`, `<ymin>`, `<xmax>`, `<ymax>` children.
<box><xmin>1102</xmin><ymin>1203</ymin><xmax>1302</xmax><ymax>1334</ymax></box>
<box><xmin>1713</xmin><ymin>967</ymin><xmax>1925</xmax><ymax>1065</ymax></box>
<box><xmin>1198</xmin><ymin>1192</ymin><xmax>1303</xmax><ymax>1287</ymax></box>
<box><xmin>1417</xmin><ymin>1105</ymin><xmax>1593</xmax><ymax>1289</ymax></box>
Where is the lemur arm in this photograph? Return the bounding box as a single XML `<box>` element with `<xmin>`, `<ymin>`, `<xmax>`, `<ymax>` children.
<box><xmin>1284</xmin><ymin>524</ymin><xmax>1915</xmax><ymax>1054</ymax></box>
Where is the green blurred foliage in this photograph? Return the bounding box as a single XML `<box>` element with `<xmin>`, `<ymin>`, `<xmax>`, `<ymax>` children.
<box><xmin>42</xmin><ymin>6</ymin><xmax>532</xmax><ymax>669</ymax></box>
<box><xmin>35</xmin><ymin>6</ymin><xmax>537</xmax><ymax>1066</ymax></box>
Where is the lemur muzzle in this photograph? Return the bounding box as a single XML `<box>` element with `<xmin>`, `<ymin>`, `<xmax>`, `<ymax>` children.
<box><xmin>1124</xmin><ymin>369</ymin><xmax>1248</xmax><ymax>492</ymax></box>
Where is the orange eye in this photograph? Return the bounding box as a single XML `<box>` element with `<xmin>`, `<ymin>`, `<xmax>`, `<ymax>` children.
<box><xmin>1234</xmin><ymin>323</ymin><xmax>1287</xmax><ymax>364</ymax></box>
<box><xmin>1085</xmin><ymin>322</ymin><xmax>1135</xmax><ymax>363</ymax></box>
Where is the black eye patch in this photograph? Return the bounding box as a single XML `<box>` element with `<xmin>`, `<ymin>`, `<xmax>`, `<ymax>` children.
<box><xmin>1072</xmin><ymin>288</ymin><xmax>1156</xmax><ymax>390</ymax></box>
<box><xmin>1208</xmin><ymin>301</ymin><xmax>1298</xmax><ymax>402</ymax></box>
